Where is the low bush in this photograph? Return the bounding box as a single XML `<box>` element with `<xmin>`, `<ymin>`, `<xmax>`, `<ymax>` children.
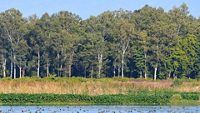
<box><xmin>173</xmin><ymin>79</ymin><xmax>183</xmax><ymax>86</ymax></box>
<box><xmin>180</xmin><ymin>92</ymin><xmax>199</xmax><ymax>100</ymax></box>
<box><xmin>0</xmin><ymin>91</ymin><xmax>199</xmax><ymax>105</ymax></box>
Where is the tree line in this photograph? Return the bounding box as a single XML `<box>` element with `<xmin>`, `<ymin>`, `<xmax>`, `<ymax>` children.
<box><xmin>0</xmin><ymin>3</ymin><xmax>200</xmax><ymax>80</ymax></box>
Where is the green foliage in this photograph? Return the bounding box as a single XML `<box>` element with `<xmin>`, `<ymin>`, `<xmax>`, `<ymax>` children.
<box><xmin>180</xmin><ymin>92</ymin><xmax>199</xmax><ymax>100</ymax></box>
<box><xmin>170</xmin><ymin>94</ymin><xmax>182</xmax><ymax>104</ymax></box>
<box><xmin>0</xmin><ymin>3</ymin><xmax>200</xmax><ymax>80</ymax></box>
<box><xmin>0</xmin><ymin>91</ymin><xmax>199</xmax><ymax>105</ymax></box>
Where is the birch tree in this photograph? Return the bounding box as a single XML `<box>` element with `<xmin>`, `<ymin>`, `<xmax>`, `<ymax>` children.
<box><xmin>113</xmin><ymin>14</ymin><xmax>135</xmax><ymax>78</ymax></box>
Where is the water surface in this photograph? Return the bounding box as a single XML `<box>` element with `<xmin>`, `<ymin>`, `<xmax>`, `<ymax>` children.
<box><xmin>0</xmin><ymin>106</ymin><xmax>199</xmax><ymax>113</ymax></box>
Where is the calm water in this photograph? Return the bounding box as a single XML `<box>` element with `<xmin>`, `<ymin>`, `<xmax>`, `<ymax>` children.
<box><xmin>0</xmin><ymin>106</ymin><xmax>199</xmax><ymax>113</ymax></box>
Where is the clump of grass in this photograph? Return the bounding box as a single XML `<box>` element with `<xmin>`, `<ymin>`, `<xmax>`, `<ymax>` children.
<box><xmin>173</xmin><ymin>79</ymin><xmax>183</xmax><ymax>87</ymax></box>
<box><xmin>170</xmin><ymin>94</ymin><xmax>182</xmax><ymax>105</ymax></box>
<box><xmin>0</xmin><ymin>77</ymin><xmax>12</xmax><ymax>81</ymax></box>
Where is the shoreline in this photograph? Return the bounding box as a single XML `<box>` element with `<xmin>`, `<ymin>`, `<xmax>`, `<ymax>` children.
<box><xmin>0</xmin><ymin>78</ymin><xmax>199</xmax><ymax>105</ymax></box>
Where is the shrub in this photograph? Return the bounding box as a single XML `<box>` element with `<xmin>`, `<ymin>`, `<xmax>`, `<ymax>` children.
<box><xmin>180</xmin><ymin>93</ymin><xmax>199</xmax><ymax>100</ymax></box>
<box><xmin>170</xmin><ymin>94</ymin><xmax>182</xmax><ymax>104</ymax></box>
<box><xmin>0</xmin><ymin>92</ymin><xmax>199</xmax><ymax>105</ymax></box>
<box><xmin>173</xmin><ymin>79</ymin><xmax>183</xmax><ymax>86</ymax></box>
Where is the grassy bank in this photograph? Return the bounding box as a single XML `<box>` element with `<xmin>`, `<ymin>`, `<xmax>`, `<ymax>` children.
<box><xmin>0</xmin><ymin>91</ymin><xmax>199</xmax><ymax>105</ymax></box>
<box><xmin>0</xmin><ymin>77</ymin><xmax>199</xmax><ymax>105</ymax></box>
<box><xmin>0</xmin><ymin>77</ymin><xmax>200</xmax><ymax>95</ymax></box>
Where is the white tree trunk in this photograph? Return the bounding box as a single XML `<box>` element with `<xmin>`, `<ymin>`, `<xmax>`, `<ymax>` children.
<box><xmin>46</xmin><ymin>60</ymin><xmax>49</xmax><ymax>77</ymax></box>
<box><xmin>68</xmin><ymin>64</ymin><xmax>71</xmax><ymax>77</ymax></box>
<box><xmin>22</xmin><ymin>68</ymin><xmax>25</xmax><ymax>78</ymax></box>
<box><xmin>37</xmin><ymin>51</ymin><xmax>40</xmax><ymax>77</ymax></box>
<box><xmin>19</xmin><ymin>65</ymin><xmax>22</xmax><ymax>78</ymax></box>
<box><xmin>121</xmin><ymin>52</ymin><xmax>125</xmax><ymax>78</ymax></box>
<box><xmin>3</xmin><ymin>58</ymin><xmax>6</xmax><ymax>78</ymax></box>
<box><xmin>6</xmin><ymin>32</ymin><xmax>13</xmax><ymax>78</ymax></box>
<box><xmin>144</xmin><ymin>52</ymin><xmax>147</xmax><ymax>79</ymax></box>
<box><xmin>154</xmin><ymin>44</ymin><xmax>159</xmax><ymax>81</ymax></box>
<box><xmin>91</xmin><ymin>66</ymin><xmax>94</xmax><ymax>78</ymax></box>
<box><xmin>58</xmin><ymin>64</ymin><xmax>63</xmax><ymax>77</ymax></box>
<box><xmin>10</xmin><ymin>56</ymin><xmax>13</xmax><ymax>78</ymax></box>
<box><xmin>140</xmin><ymin>72</ymin><xmax>143</xmax><ymax>78</ymax></box>
<box><xmin>97</xmin><ymin>53</ymin><xmax>103</xmax><ymax>78</ymax></box>
<box><xmin>13</xmin><ymin>55</ymin><xmax>16</xmax><ymax>79</ymax></box>
<box><xmin>154</xmin><ymin>66</ymin><xmax>157</xmax><ymax>81</ymax></box>
<box><xmin>144</xmin><ymin>72</ymin><xmax>147</xmax><ymax>79</ymax></box>
<box><xmin>113</xmin><ymin>65</ymin><xmax>116</xmax><ymax>77</ymax></box>
<box><xmin>121</xmin><ymin>40</ymin><xmax>129</xmax><ymax>78</ymax></box>
<box><xmin>68</xmin><ymin>51</ymin><xmax>74</xmax><ymax>77</ymax></box>
<box><xmin>57</xmin><ymin>53</ymin><xmax>60</xmax><ymax>76</ymax></box>
<box><xmin>168</xmin><ymin>71</ymin><xmax>171</xmax><ymax>79</ymax></box>
<box><xmin>117</xmin><ymin>66</ymin><xmax>120</xmax><ymax>78</ymax></box>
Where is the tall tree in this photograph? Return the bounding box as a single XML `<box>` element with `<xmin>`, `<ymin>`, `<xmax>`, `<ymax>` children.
<box><xmin>0</xmin><ymin>9</ymin><xmax>26</xmax><ymax>79</ymax></box>
<box><xmin>112</xmin><ymin>11</ymin><xmax>135</xmax><ymax>78</ymax></box>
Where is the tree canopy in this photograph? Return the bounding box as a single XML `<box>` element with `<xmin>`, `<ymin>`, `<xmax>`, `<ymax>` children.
<box><xmin>0</xmin><ymin>4</ymin><xmax>200</xmax><ymax>80</ymax></box>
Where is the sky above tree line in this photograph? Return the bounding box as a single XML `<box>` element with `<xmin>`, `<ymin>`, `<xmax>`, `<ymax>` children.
<box><xmin>0</xmin><ymin>0</ymin><xmax>199</xmax><ymax>19</ymax></box>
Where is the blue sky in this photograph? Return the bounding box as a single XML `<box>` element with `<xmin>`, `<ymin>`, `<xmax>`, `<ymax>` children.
<box><xmin>0</xmin><ymin>0</ymin><xmax>199</xmax><ymax>19</ymax></box>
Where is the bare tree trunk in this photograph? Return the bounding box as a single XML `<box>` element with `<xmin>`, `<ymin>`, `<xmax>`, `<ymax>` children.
<box><xmin>37</xmin><ymin>51</ymin><xmax>40</xmax><ymax>77</ymax></box>
<box><xmin>7</xmin><ymin>34</ymin><xmax>13</xmax><ymax>78</ymax></box>
<box><xmin>168</xmin><ymin>71</ymin><xmax>171</xmax><ymax>79</ymax></box>
<box><xmin>140</xmin><ymin>72</ymin><xmax>143</xmax><ymax>78</ymax></box>
<box><xmin>144</xmin><ymin>72</ymin><xmax>147</xmax><ymax>79</ymax></box>
<box><xmin>57</xmin><ymin>53</ymin><xmax>60</xmax><ymax>77</ymax></box>
<box><xmin>91</xmin><ymin>66</ymin><xmax>94</xmax><ymax>78</ymax></box>
<box><xmin>19</xmin><ymin>65</ymin><xmax>22</xmax><ymax>78</ymax></box>
<box><xmin>113</xmin><ymin>65</ymin><xmax>116</xmax><ymax>77</ymax></box>
<box><xmin>154</xmin><ymin>66</ymin><xmax>157</xmax><ymax>81</ymax></box>
<box><xmin>144</xmin><ymin>52</ymin><xmax>147</xmax><ymax>79</ymax></box>
<box><xmin>68</xmin><ymin>64</ymin><xmax>71</xmax><ymax>77</ymax></box>
<box><xmin>121</xmin><ymin>52</ymin><xmax>125</xmax><ymax>78</ymax></box>
<box><xmin>13</xmin><ymin>55</ymin><xmax>16</xmax><ymax>79</ymax></box>
<box><xmin>46</xmin><ymin>60</ymin><xmax>49</xmax><ymax>77</ymax></box>
<box><xmin>10</xmin><ymin>54</ymin><xmax>13</xmax><ymax>78</ymax></box>
<box><xmin>3</xmin><ymin>58</ymin><xmax>6</xmax><ymax>78</ymax></box>
<box><xmin>60</xmin><ymin>64</ymin><xmax>63</xmax><ymax>77</ymax></box>
<box><xmin>68</xmin><ymin>52</ymin><xmax>74</xmax><ymax>77</ymax></box>
<box><xmin>153</xmin><ymin>44</ymin><xmax>159</xmax><ymax>81</ymax></box>
<box><xmin>120</xmin><ymin>37</ymin><xmax>129</xmax><ymax>78</ymax></box>
<box><xmin>22</xmin><ymin>68</ymin><xmax>25</xmax><ymax>78</ymax></box>
<box><xmin>97</xmin><ymin>54</ymin><xmax>103</xmax><ymax>78</ymax></box>
<box><xmin>117</xmin><ymin>66</ymin><xmax>120</xmax><ymax>78</ymax></box>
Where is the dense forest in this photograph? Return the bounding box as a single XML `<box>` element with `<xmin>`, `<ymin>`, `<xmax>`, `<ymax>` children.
<box><xmin>0</xmin><ymin>3</ymin><xmax>200</xmax><ymax>80</ymax></box>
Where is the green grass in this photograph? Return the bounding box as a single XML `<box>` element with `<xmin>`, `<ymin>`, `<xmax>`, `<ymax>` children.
<box><xmin>0</xmin><ymin>91</ymin><xmax>199</xmax><ymax>105</ymax></box>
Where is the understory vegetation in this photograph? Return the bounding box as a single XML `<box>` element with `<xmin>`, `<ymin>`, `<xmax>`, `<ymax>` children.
<box><xmin>0</xmin><ymin>77</ymin><xmax>199</xmax><ymax>105</ymax></box>
<box><xmin>0</xmin><ymin>3</ymin><xmax>200</xmax><ymax>80</ymax></box>
<box><xmin>0</xmin><ymin>91</ymin><xmax>199</xmax><ymax>105</ymax></box>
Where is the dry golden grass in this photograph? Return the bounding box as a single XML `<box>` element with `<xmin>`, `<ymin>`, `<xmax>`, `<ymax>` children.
<box><xmin>175</xmin><ymin>82</ymin><xmax>200</xmax><ymax>92</ymax></box>
<box><xmin>0</xmin><ymin>77</ymin><xmax>199</xmax><ymax>95</ymax></box>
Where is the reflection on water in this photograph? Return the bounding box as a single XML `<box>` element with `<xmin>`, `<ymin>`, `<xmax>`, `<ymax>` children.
<box><xmin>0</xmin><ymin>106</ymin><xmax>199</xmax><ymax>113</ymax></box>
